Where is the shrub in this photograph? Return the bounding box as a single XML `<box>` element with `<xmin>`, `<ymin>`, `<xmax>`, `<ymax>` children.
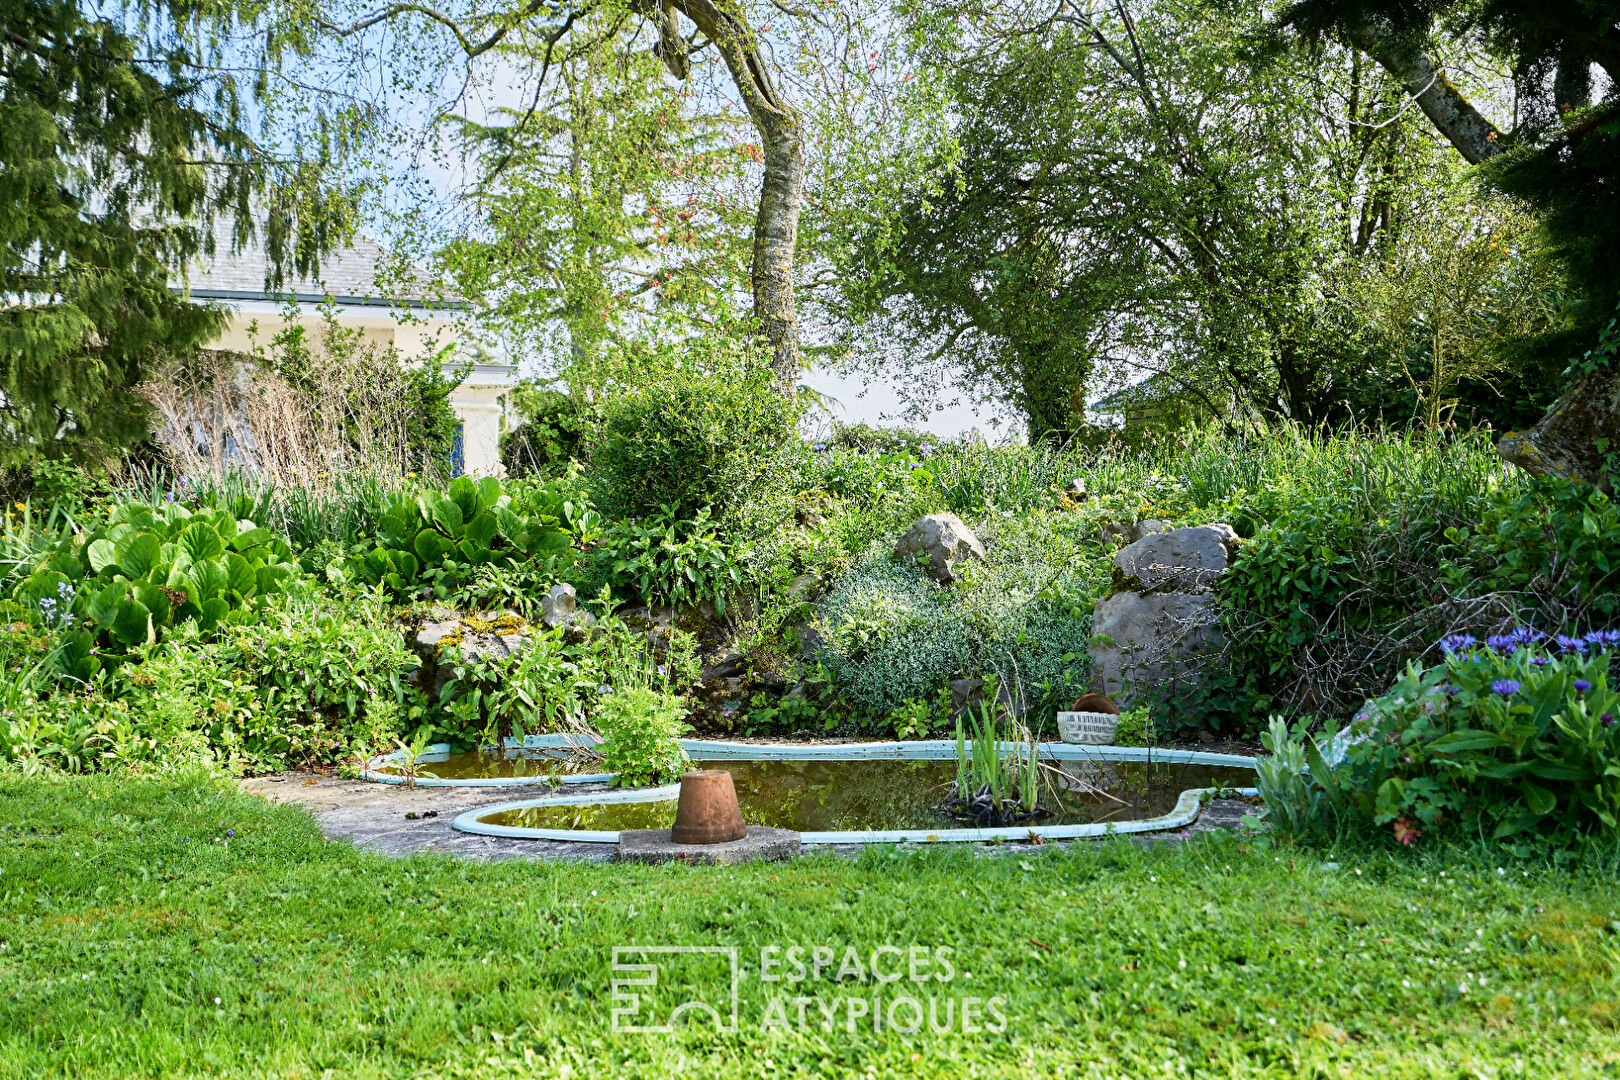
<box><xmin>14</xmin><ymin>501</ymin><xmax>299</xmax><ymax>657</ymax></box>
<box><xmin>1261</xmin><ymin>629</ymin><xmax>1620</xmax><ymax>847</ymax></box>
<box><xmin>594</xmin><ymin>686</ymin><xmax>691</xmax><ymax>787</ymax></box>
<box><xmin>115</xmin><ymin>590</ymin><xmax>420</xmax><ymax>773</ymax></box>
<box><xmin>500</xmin><ymin>385</ymin><xmax>601</xmax><ymax>477</ymax></box>
<box><xmin>595</xmin><ymin>507</ymin><xmax>742</xmax><ymax>612</ymax></box>
<box><xmin>811</xmin><ymin>515</ymin><xmax>1098</xmax><ymax>722</ymax></box>
<box><xmin>588</xmin><ymin>368</ymin><xmax>802</xmax><ymax>539</ymax></box>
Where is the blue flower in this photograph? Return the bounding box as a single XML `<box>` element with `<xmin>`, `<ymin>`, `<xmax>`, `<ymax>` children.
<box><xmin>1592</xmin><ymin>629</ymin><xmax>1620</xmax><ymax>648</ymax></box>
<box><xmin>1556</xmin><ymin>634</ymin><xmax>1588</xmax><ymax>653</ymax></box>
<box><xmin>1439</xmin><ymin>634</ymin><xmax>1478</xmax><ymax>655</ymax></box>
<box><xmin>1485</xmin><ymin>634</ymin><xmax>1517</xmax><ymax>653</ymax></box>
<box><xmin>1603</xmin><ymin>713</ymin><xmax>1616</xmax><ymax>727</ymax></box>
<box><xmin>1438</xmin><ymin>683</ymin><xmax>1458</xmax><ymax>695</ymax></box>
<box><xmin>1509</xmin><ymin>627</ymin><xmax>1546</xmax><ymax>646</ymax></box>
<box><xmin>1574</xmin><ymin>680</ymin><xmax>1592</xmax><ymax>694</ymax></box>
<box><xmin>1492</xmin><ymin>679</ymin><xmax>1521</xmax><ymax>697</ymax></box>
<box><xmin>597</xmin><ymin>684</ymin><xmax>614</xmax><ymax>694</ymax></box>
<box><xmin>1531</xmin><ymin>657</ymin><xmax>1553</xmax><ymax>667</ymax></box>
<box><xmin>812</xmin><ymin>443</ymin><xmax>828</xmax><ymax>452</ymax></box>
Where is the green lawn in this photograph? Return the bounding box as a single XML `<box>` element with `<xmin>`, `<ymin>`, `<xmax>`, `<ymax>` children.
<box><xmin>2</xmin><ymin>775</ymin><xmax>1619</xmax><ymax>1078</ymax></box>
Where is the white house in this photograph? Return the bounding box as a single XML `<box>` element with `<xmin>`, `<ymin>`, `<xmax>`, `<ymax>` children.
<box><xmin>180</xmin><ymin>227</ymin><xmax>515</xmax><ymax>476</ymax></box>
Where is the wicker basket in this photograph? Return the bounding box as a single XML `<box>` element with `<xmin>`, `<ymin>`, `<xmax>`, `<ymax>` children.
<box><xmin>1057</xmin><ymin>710</ymin><xmax>1119</xmax><ymax>745</ymax></box>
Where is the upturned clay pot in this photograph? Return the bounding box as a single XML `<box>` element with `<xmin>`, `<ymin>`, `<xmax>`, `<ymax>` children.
<box><xmin>670</xmin><ymin>770</ymin><xmax>747</xmax><ymax>844</ymax></box>
<box><xmin>1070</xmin><ymin>692</ymin><xmax>1121</xmax><ymax>715</ymax></box>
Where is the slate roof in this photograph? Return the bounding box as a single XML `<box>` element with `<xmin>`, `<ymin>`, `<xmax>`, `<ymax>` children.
<box><xmin>180</xmin><ymin>219</ymin><xmax>460</xmax><ymax>308</ymax></box>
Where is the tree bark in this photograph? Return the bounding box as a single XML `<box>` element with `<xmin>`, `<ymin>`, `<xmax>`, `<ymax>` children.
<box><xmin>1341</xmin><ymin>19</ymin><xmax>1505</xmax><ymax>165</ymax></box>
<box><xmin>651</xmin><ymin>1</ymin><xmax>805</xmax><ymax>394</ymax></box>
<box><xmin>1497</xmin><ymin>369</ymin><xmax>1619</xmax><ymax>494</ymax></box>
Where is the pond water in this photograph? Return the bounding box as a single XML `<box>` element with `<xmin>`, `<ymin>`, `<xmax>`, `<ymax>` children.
<box><xmin>471</xmin><ymin>758</ymin><xmax>1255</xmax><ymax>834</ymax></box>
<box><xmin>374</xmin><ymin>748</ymin><xmax>600</xmax><ymax>782</ymax></box>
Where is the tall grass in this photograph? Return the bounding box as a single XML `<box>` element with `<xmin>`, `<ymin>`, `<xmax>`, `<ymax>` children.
<box><xmin>931</xmin><ymin>424</ymin><xmax>1520</xmax><ymax>521</ymax></box>
<box><xmin>110</xmin><ymin>466</ymin><xmax>417</xmax><ymax>556</ymax></box>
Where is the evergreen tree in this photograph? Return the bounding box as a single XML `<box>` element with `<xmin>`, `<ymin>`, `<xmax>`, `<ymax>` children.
<box><xmin>0</xmin><ymin>0</ymin><xmax>350</xmax><ymax>467</ymax></box>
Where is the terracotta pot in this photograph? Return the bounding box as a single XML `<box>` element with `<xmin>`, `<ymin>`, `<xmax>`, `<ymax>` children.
<box><xmin>1070</xmin><ymin>692</ymin><xmax>1120</xmax><ymax>715</ymax></box>
<box><xmin>671</xmin><ymin>770</ymin><xmax>747</xmax><ymax>844</ymax></box>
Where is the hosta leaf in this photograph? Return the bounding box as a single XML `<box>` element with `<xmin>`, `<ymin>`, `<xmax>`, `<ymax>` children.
<box><xmin>110</xmin><ymin>599</ymin><xmax>153</xmax><ymax>646</ymax></box>
<box><xmin>179</xmin><ymin>522</ymin><xmax>225</xmax><ymax>562</ymax></box>
<box><xmin>115</xmin><ymin>532</ymin><xmax>162</xmax><ymax>579</ymax></box>
<box><xmin>195</xmin><ymin>596</ymin><xmax>230</xmax><ymax>634</ymax></box>
<box><xmin>86</xmin><ymin>538</ymin><xmax>117</xmax><ymax>574</ymax></box>
<box><xmin>464</xmin><ymin>511</ymin><xmax>498</xmax><ymax>548</ymax></box>
<box><xmin>476</xmin><ymin>476</ymin><xmax>501</xmax><ymax>513</ymax></box>
<box><xmin>448</xmin><ymin>476</ymin><xmax>481</xmax><ymax>522</ymax></box>
<box><xmin>225</xmin><ymin>552</ymin><xmax>256</xmax><ymax>596</ymax></box>
<box><xmin>430</xmin><ymin>497</ymin><xmax>464</xmax><ymax>537</ymax></box>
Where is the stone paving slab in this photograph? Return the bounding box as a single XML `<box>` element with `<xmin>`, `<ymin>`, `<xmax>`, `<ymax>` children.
<box><xmin>240</xmin><ymin>771</ymin><xmax>1260</xmax><ymax>863</ymax></box>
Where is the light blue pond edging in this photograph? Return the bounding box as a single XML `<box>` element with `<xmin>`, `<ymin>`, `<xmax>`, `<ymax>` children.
<box><xmin>442</xmin><ymin>739</ymin><xmax>1259</xmax><ymax>845</ymax></box>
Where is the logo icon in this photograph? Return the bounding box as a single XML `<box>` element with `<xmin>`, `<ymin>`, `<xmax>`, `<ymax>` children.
<box><xmin>611</xmin><ymin>946</ymin><xmax>739</xmax><ymax>1033</ymax></box>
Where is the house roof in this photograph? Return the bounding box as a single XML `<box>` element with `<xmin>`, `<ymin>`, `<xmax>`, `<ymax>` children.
<box><xmin>179</xmin><ymin>219</ymin><xmax>462</xmax><ymax>308</ymax></box>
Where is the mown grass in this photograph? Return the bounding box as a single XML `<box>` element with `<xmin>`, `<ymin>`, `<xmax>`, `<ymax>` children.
<box><xmin>3</xmin><ymin>775</ymin><xmax>1620</xmax><ymax>1078</ymax></box>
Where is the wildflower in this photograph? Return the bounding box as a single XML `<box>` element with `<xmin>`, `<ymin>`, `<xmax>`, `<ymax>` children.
<box><xmin>225</xmin><ymin>829</ymin><xmax>235</xmax><ymax>837</ymax></box>
<box><xmin>1510</xmin><ymin>627</ymin><xmax>1547</xmax><ymax>646</ymax></box>
<box><xmin>1492</xmin><ymin>679</ymin><xmax>1521</xmax><ymax>697</ymax></box>
<box><xmin>1556</xmin><ymin>634</ymin><xmax>1587</xmax><ymax>653</ymax></box>
<box><xmin>597</xmin><ymin>684</ymin><xmax>614</xmax><ymax>694</ymax></box>
<box><xmin>1485</xmin><ymin>633</ymin><xmax>1517</xmax><ymax>653</ymax></box>
<box><xmin>1531</xmin><ymin>657</ymin><xmax>1552</xmax><ymax>667</ymax></box>
<box><xmin>919</xmin><ymin>442</ymin><xmax>935</xmax><ymax>456</ymax></box>
<box><xmin>1603</xmin><ymin>713</ymin><xmax>1616</xmax><ymax>727</ymax></box>
<box><xmin>1574</xmin><ymin>680</ymin><xmax>1592</xmax><ymax>694</ymax></box>
<box><xmin>909</xmin><ymin>462</ymin><xmax>923</xmax><ymax>470</ymax></box>
<box><xmin>1394</xmin><ymin>818</ymin><xmax>1421</xmax><ymax>846</ymax></box>
<box><xmin>1438</xmin><ymin>683</ymin><xmax>1458</xmax><ymax>695</ymax></box>
<box><xmin>812</xmin><ymin>443</ymin><xmax>828</xmax><ymax>452</ymax></box>
<box><xmin>1439</xmin><ymin>633</ymin><xmax>1478</xmax><ymax>655</ymax></box>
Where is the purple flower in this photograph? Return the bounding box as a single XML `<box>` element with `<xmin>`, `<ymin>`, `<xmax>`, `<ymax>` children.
<box><xmin>1510</xmin><ymin>627</ymin><xmax>1547</xmax><ymax>646</ymax></box>
<box><xmin>909</xmin><ymin>462</ymin><xmax>923</xmax><ymax>470</ymax></box>
<box><xmin>1531</xmin><ymin>657</ymin><xmax>1553</xmax><ymax>667</ymax></box>
<box><xmin>1486</xmin><ymin>634</ymin><xmax>1518</xmax><ymax>653</ymax></box>
<box><xmin>597</xmin><ymin>684</ymin><xmax>614</xmax><ymax>694</ymax></box>
<box><xmin>1440</xmin><ymin>634</ymin><xmax>1478</xmax><ymax>655</ymax></box>
<box><xmin>1438</xmin><ymin>683</ymin><xmax>1458</xmax><ymax>696</ymax></box>
<box><xmin>1592</xmin><ymin>629</ymin><xmax>1620</xmax><ymax>648</ymax></box>
<box><xmin>1574</xmin><ymin>680</ymin><xmax>1592</xmax><ymax>694</ymax></box>
<box><xmin>225</xmin><ymin>829</ymin><xmax>235</xmax><ymax>837</ymax></box>
<box><xmin>812</xmin><ymin>443</ymin><xmax>828</xmax><ymax>452</ymax></box>
<box><xmin>1492</xmin><ymin>679</ymin><xmax>1521</xmax><ymax>697</ymax></box>
<box><xmin>1556</xmin><ymin>634</ymin><xmax>1588</xmax><ymax>653</ymax></box>
<box><xmin>1603</xmin><ymin>713</ymin><xmax>1616</xmax><ymax>727</ymax></box>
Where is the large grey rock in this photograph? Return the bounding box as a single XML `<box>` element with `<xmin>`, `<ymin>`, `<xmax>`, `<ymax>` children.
<box><xmin>1091</xmin><ymin>591</ymin><xmax>1221</xmax><ymax>701</ymax></box>
<box><xmin>893</xmin><ymin>513</ymin><xmax>986</xmax><ymax>585</ymax></box>
<box><xmin>1089</xmin><ymin>523</ymin><xmax>1238</xmax><ymax>705</ymax></box>
<box><xmin>1113</xmin><ymin>524</ymin><xmax>1239</xmax><ymax>592</ymax></box>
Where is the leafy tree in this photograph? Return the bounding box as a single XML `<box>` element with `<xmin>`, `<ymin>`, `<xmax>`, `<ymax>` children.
<box><xmin>835</xmin><ymin>0</ymin><xmax>1458</xmax><ymax>440</ymax></box>
<box><xmin>1286</xmin><ymin>0</ymin><xmax>1620</xmax><ymax>488</ymax></box>
<box><xmin>436</xmin><ymin>16</ymin><xmax>754</xmax><ymax>384</ymax></box>
<box><xmin>274</xmin><ymin>0</ymin><xmax>823</xmax><ymax>392</ymax></box>
<box><xmin>0</xmin><ymin>0</ymin><xmax>354</xmax><ymax>468</ymax></box>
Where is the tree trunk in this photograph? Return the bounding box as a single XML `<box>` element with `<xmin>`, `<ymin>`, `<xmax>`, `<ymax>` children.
<box><xmin>752</xmin><ymin>109</ymin><xmax>806</xmax><ymax>393</ymax></box>
<box><xmin>1342</xmin><ymin>19</ymin><xmax>1505</xmax><ymax>165</ymax></box>
<box><xmin>1496</xmin><ymin>369</ymin><xmax>1619</xmax><ymax>494</ymax></box>
<box><xmin>652</xmin><ymin>1</ymin><xmax>805</xmax><ymax>394</ymax></box>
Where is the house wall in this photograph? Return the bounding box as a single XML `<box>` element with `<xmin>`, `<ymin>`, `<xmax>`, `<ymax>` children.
<box><xmin>202</xmin><ymin>300</ymin><xmax>512</xmax><ymax>476</ymax></box>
